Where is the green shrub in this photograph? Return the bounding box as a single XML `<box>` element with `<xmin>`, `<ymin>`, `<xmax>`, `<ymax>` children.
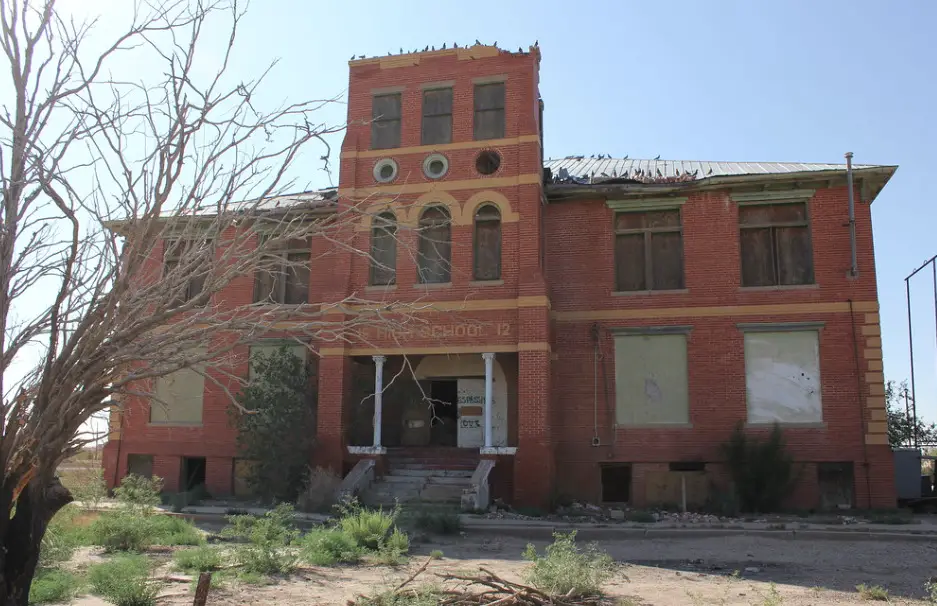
<box><xmin>721</xmin><ymin>423</ymin><xmax>796</xmax><ymax>513</ymax></box>
<box><xmin>91</xmin><ymin>511</ymin><xmax>203</xmax><ymax>552</ymax></box>
<box><xmin>405</xmin><ymin>508</ymin><xmax>462</xmax><ymax>535</ymax></box>
<box><xmin>299</xmin><ymin>528</ymin><xmax>361</xmax><ymax>566</ymax></box>
<box><xmin>89</xmin><ymin>554</ymin><xmax>160</xmax><ymax>606</ymax></box>
<box><xmin>113</xmin><ymin>475</ymin><xmax>163</xmax><ymax>514</ymax></box>
<box><xmin>856</xmin><ymin>584</ymin><xmax>889</xmax><ymax>601</ymax></box>
<box><xmin>222</xmin><ymin>503</ymin><xmax>299</xmax><ymax>575</ymax></box>
<box><xmin>68</xmin><ymin>466</ymin><xmax>108</xmax><ymax>510</ymax></box>
<box><xmin>339</xmin><ymin>503</ymin><xmax>398</xmax><ymax>551</ymax></box>
<box><xmin>173</xmin><ymin>546</ymin><xmax>224</xmax><ymax>573</ymax></box>
<box><xmin>147</xmin><ymin>515</ymin><xmax>204</xmax><ymax>546</ymax></box>
<box><xmin>522</xmin><ymin>531</ymin><xmax>615</xmax><ymax>598</ymax></box>
<box><xmin>29</xmin><ymin>568</ymin><xmax>79</xmax><ymax>604</ymax></box>
<box><xmin>372</xmin><ymin>528</ymin><xmax>409</xmax><ymax>565</ymax></box>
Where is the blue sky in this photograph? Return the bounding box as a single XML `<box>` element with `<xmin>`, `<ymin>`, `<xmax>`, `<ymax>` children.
<box><xmin>70</xmin><ymin>0</ymin><xmax>937</xmax><ymax>418</ymax></box>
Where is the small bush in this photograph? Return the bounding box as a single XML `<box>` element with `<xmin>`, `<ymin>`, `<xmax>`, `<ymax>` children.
<box><xmin>297</xmin><ymin>467</ymin><xmax>340</xmax><ymax>513</ymax></box>
<box><xmin>856</xmin><ymin>584</ymin><xmax>889</xmax><ymax>601</ymax></box>
<box><xmin>68</xmin><ymin>466</ymin><xmax>108</xmax><ymax>510</ymax></box>
<box><xmin>721</xmin><ymin>423</ymin><xmax>796</xmax><ymax>513</ymax></box>
<box><xmin>339</xmin><ymin>503</ymin><xmax>398</xmax><ymax>551</ymax></box>
<box><xmin>91</xmin><ymin>511</ymin><xmax>202</xmax><ymax>552</ymax></box>
<box><xmin>384</xmin><ymin>527</ymin><xmax>409</xmax><ymax>554</ymax></box>
<box><xmin>113</xmin><ymin>475</ymin><xmax>163</xmax><ymax>514</ymax></box>
<box><xmin>405</xmin><ymin>508</ymin><xmax>462</xmax><ymax>535</ymax></box>
<box><xmin>29</xmin><ymin>568</ymin><xmax>79</xmax><ymax>604</ymax></box>
<box><xmin>300</xmin><ymin>528</ymin><xmax>361</xmax><ymax>566</ymax></box>
<box><xmin>89</xmin><ymin>554</ymin><xmax>160</xmax><ymax>606</ymax></box>
<box><xmin>173</xmin><ymin>546</ymin><xmax>224</xmax><ymax>573</ymax></box>
<box><xmin>522</xmin><ymin>531</ymin><xmax>615</xmax><ymax>598</ymax></box>
<box><xmin>222</xmin><ymin>503</ymin><xmax>299</xmax><ymax>575</ymax></box>
<box><xmin>147</xmin><ymin>515</ymin><xmax>204</xmax><ymax>546</ymax></box>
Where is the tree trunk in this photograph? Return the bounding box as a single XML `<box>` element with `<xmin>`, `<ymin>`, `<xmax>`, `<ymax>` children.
<box><xmin>0</xmin><ymin>477</ymin><xmax>72</xmax><ymax>606</ymax></box>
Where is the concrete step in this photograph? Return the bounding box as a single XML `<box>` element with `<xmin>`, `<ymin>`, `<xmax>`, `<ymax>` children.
<box><xmin>390</xmin><ymin>468</ymin><xmax>474</xmax><ymax>478</ymax></box>
<box><xmin>419</xmin><ymin>484</ymin><xmax>466</xmax><ymax>502</ymax></box>
<box><xmin>423</xmin><ymin>476</ymin><xmax>473</xmax><ymax>486</ymax></box>
<box><xmin>381</xmin><ymin>475</ymin><xmax>428</xmax><ymax>485</ymax></box>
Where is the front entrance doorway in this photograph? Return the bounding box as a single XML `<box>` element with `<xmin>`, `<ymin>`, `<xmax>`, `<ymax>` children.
<box><xmin>429</xmin><ymin>380</ymin><xmax>458</xmax><ymax>447</ymax></box>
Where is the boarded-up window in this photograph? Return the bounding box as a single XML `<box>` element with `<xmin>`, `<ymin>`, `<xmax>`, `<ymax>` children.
<box><xmin>422</xmin><ymin>88</ymin><xmax>452</xmax><ymax>145</ymax></box>
<box><xmin>151</xmin><ymin>357</ymin><xmax>206</xmax><ymax>424</ymax></box>
<box><xmin>739</xmin><ymin>202</ymin><xmax>814</xmax><ymax>286</ymax></box>
<box><xmin>473</xmin><ymin>204</ymin><xmax>501</xmax><ymax>280</ymax></box>
<box><xmin>248</xmin><ymin>342</ymin><xmax>308</xmax><ymax>382</ymax></box>
<box><xmin>417</xmin><ymin>206</ymin><xmax>451</xmax><ymax>284</ymax></box>
<box><xmin>744</xmin><ymin>330</ymin><xmax>822</xmax><ymax>423</ymax></box>
<box><xmin>474</xmin><ymin>82</ymin><xmax>505</xmax><ymax>140</ymax></box>
<box><xmin>126</xmin><ymin>454</ymin><xmax>153</xmax><ymax>478</ymax></box>
<box><xmin>371</xmin><ymin>93</ymin><xmax>401</xmax><ymax>150</ymax></box>
<box><xmin>614</xmin><ymin>210</ymin><xmax>684</xmax><ymax>291</ymax></box>
<box><xmin>163</xmin><ymin>239</ymin><xmax>212</xmax><ymax>307</ymax></box>
<box><xmin>253</xmin><ymin>238</ymin><xmax>310</xmax><ymax>304</ymax></box>
<box><xmin>370</xmin><ymin>212</ymin><xmax>397</xmax><ymax>285</ymax></box>
<box><xmin>614</xmin><ymin>333</ymin><xmax>689</xmax><ymax>424</ymax></box>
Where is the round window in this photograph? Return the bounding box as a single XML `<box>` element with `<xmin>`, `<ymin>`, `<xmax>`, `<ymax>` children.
<box><xmin>422</xmin><ymin>153</ymin><xmax>449</xmax><ymax>179</ymax></box>
<box><xmin>475</xmin><ymin>150</ymin><xmax>501</xmax><ymax>175</ymax></box>
<box><xmin>372</xmin><ymin>158</ymin><xmax>398</xmax><ymax>183</ymax></box>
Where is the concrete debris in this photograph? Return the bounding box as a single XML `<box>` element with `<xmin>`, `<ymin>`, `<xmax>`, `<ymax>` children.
<box><xmin>744</xmin><ymin>567</ymin><xmax>761</xmax><ymax>574</ymax></box>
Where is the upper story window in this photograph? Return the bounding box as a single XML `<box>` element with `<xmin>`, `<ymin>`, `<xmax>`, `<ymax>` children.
<box><xmin>474</xmin><ymin>82</ymin><xmax>505</xmax><ymax>140</ymax></box>
<box><xmin>422</xmin><ymin>88</ymin><xmax>452</xmax><ymax>145</ymax></box>
<box><xmin>254</xmin><ymin>237</ymin><xmax>310</xmax><ymax>304</ymax></box>
<box><xmin>369</xmin><ymin>212</ymin><xmax>397</xmax><ymax>286</ymax></box>
<box><xmin>163</xmin><ymin>239</ymin><xmax>211</xmax><ymax>307</ymax></box>
<box><xmin>614</xmin><ymin>210</ymin><xmax>684</xmax><ymax>292</ymax></box>
<box><xmin>417</xmin><ymin>206</ymin><xmax>451</xmax><ymax>284</ymax></box>
<box><xmin>371</xmin><ymin>93</ymin><xmax>401</xmax><ymax>150</ymax></box>
<box><xmin>739</xmin><ymin>202</ymin><xmax>814</xmax><ymax>287</ymax></box>
<box><xmin>473</xmin><ymin>204</ymin><xmax>501</xmax><ymax>281</ymax></box>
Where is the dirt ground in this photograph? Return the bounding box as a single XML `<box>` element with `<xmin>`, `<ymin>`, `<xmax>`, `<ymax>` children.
<box><xmin>70</xmin><ymin>533</ymin><xmax>937</xmax><ymax>606</ymax></box>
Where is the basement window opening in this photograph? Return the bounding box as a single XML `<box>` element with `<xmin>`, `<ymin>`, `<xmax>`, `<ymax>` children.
<box><xmin>600</xmin><ymin>463</ymin><xmax>631</xmax><ymax>503</ymax></box>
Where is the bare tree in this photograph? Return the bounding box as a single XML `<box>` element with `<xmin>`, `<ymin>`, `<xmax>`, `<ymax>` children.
<box><xmin>0</xmin><ymin>0</ymin><xmax>434</xmax><ymax>601</ymax></box>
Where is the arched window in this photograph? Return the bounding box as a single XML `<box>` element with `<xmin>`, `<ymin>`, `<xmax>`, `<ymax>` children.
<box><xmin>473</xmin><ymin>204</ymin><xmax>501</xmax><ymax>281</ymax></box>
<box><xmin>418</xmin><ymin>206</ymin><xmax>451</xmax><ymax>284</ymax></box>
<box><xmin>369</xmin><ymin>211</ymin><xmax>397</xmax><ymax>286</ymax></box>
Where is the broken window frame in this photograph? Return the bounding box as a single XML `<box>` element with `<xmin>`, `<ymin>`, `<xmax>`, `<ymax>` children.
<box><xmin>473</xmin><ymin>204</ymin><xmax>502</xmax><ymax>281</ymax></box>
<box><xmin>253</xmin><ymin>237</ymin><xmax>311</xmax><ymax>305</ymax></box>
<box><xmin>371</xmin><ymin>93</ymin><xmax>401</xmax><ymax>150</ymax></box>
<box><xmin>421</xmin><ymin>87</ymin><xmax>452</xmax><ymax>145</ymax></box>
<box><xmin>163</xmin><ymin>238</ymin><xmax>212</xmax><ymax>307</ymax></box>
<box><xmin>473</xmin><ymin>82</ymin><xmax>505</xmax><ymax>141</ymax></box>
<box><xmin>738</xmin><ymin>201</ymin><xmax>814</xmax><ymax>287</ymax></box>
<box><xmin>369</xmin><ymin>211</ymin><xmax>397</xmax><ymax>286</ymax></box>
<box><xmin>417</xmin><ymin>206</ymin><xmax>452</xmax><ymax>284</ymax></box>
<box><xmin>613</xmin><ymin>209</ymin><xmax>685</xmax><ymax>292</ymax></box>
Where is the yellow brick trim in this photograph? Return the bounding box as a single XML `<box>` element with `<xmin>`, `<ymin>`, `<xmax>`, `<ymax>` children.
<box><xmin>462</xmin><ymin>190</ymin><xmax>520</xmax><ymax>224</ymax></box>
<box><xmin>406</xmin><ymin>191</ymin><xmax>462</xmax><ymax>227</ymax></box>
<box><xmin>457</xmin><ymin>44</ymin><xmax>500</xmax><ymax>60</ymax></box>
<box><xmin>864</xmin><ymin>313</ymin><xmax>880</xmax><ymax>324</ymax></box>
<box><xmin>865</xmin><ymin>434</ymin><xmax>889</xmax><ymax>445</ymax></box>
<box><xmin>863</xmin><ymin>348</ymin><xmax>883</xmax><ymax>360</ymax></box>
<box><xmin>867</xmin><ymin>396</ymin><xmax>886</xmax><ymax>409</ymax></box>
<box><xmin>865</xmin><ymin>336</ymin><xmax>882</xmax><ymax>348</ymax></box>
<box><xmin>341</xmin><ymin>134</ymin><xmax>540</xmax><ymax>160</ymax></box>
<box><xmin>869</xmin><ymin>409</ymin><xmax>887</xmax><ymax>422</ymax></box>
<box><xmin>867</xmin><ymin>359</ymin><xmax>883</xmax><ymax>372</ymax></box>
<box><xmin>517</xmin><ymin>295</ymin><xmax>551</xmax><ymax>309</ymax></box>
<box><xmin>868</xmin><ymin>383</ymin><xmax>886</xmax><ymax>397</ymax></box>
<box><xmin>319</xmin><ymin>347</ymin><xmax>347</xmax><ymax>356</ymax></box>
<box><xmin>339</xmin><ymin>172</ymin><xmax>541</xmax><ymax>198</ymax></box>
<box><xmin>517</xmin><ymin>342</ymin><xmax>551</xmax><ymax>352</ymax></box>
<box><xmin>865</xmin><ymin>372</ymin><xmax>884</xmax><ymax>384</ymax></box>
<box><xmin>349</xmin><ymin>296</ymin><xmax>549</xmax><ymax>314</ymax></box>
<box><xmin>341</xmin><ymin>343</ymin><xmax>526</xmax><ymax>356</ymax></box>
<box><xmin>552</xmin><ymin>300</ymin><xmax>879</xmax><ymax>322</ymax></box>
<box><xmin>861</xmin><ymin>324</ymin><xmax>881</xmax><ymax>336</ymax></box>
<box><xmin>866</xmin><ymin>421</ymin><xmax>887</xmax><ymax>435</ymax></box>
<box><xmin>355</xmin><ymin>199</ymin><xmax>400</xmax><ymax>232</ymax></box>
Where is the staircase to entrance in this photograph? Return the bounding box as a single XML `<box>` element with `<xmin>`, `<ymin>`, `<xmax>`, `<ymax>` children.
<box><xmin>359</xmin><ymin>449</ymin><xmax>479</xmax><ymax>508</ymax></box>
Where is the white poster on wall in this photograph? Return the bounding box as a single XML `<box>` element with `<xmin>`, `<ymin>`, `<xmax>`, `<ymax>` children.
<box><xmin>456</xmin><ymin>378</ymin><xmax>507</xmax><ymax>448</ymax></box>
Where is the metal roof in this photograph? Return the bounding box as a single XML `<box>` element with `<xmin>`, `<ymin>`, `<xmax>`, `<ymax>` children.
<box><xmin>544</xmin><ymin>157</ymin><xmax>886</xmax><ymax>181</ymax></box>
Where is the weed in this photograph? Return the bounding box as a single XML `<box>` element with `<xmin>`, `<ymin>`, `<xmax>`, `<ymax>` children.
<box><xmin>856</xmin><ymin>584</ymin><xmax>889</xmax><ymax>601</ymax></box>
<box><xmin>88</xmin><ymin>554</ymin><xmax>161</xmax><ymax>606</ymax></box>
<box><xmin>522</xmin><ymin>531</ymin><xmax>615</xmax><ymax>598</ymax></box>
<box><xmin>222</xmin><ymin>503</ymin><xmax>299</xmax><ymax>575</ymax></box>
<box><xmin>147</xmin><ymin>515</ymin><xmax>204</xmax><ymax>546</ymax></box>
<box><xmin>404</xmin><ymin>507</ymin><xmax>462</xmax><ymax>535</ymax></box>
<box><xmin>761</xmin><ymin>583</ymin><xmax>784</xmax><ymax>606</ymax></box>
<box><xmin>29</xmin><ymin>568</ymin><xmax>79</xmax><ymax>604</ymax></box>
<box><xmin>338</xmin><ymin>502</ymin><xmax>399</xmax><ymax>551</ymax></box>
<box><xmin>351</xmin><ymin>585</ymin><xmax>442</xmax><ymax>605</ymax></box>
<box><xmin>113</xmin><ymin>474</ymin><xmax>163</xmax><ymax>514</ymax></box>
<box><xmin>173</xmin><ymin>545</ymin><xmax>225</xmax><ymax>573</ymax></box>
<box><xmin>68</xmin><ymin>466</ymin><xmax>108</xmax><ymax>511</ymax></box>
<box><xmin>925</xmin><ymin>579</ymin><xmax>937</xmax><ymax>603</ymax></box>
<box><xmin>299</xmin><ymin>528</ymin><xmax>361</xmax><ymax>566</ymax></box>
<box><xmin>236</xmin><ymin>571</ymin><xmax>267</xmax><ymax>585</ymax></box>
<box><xmin>90</xmin><ymin>511</ymin><xmax>203</xmax><ymax>552</ymax></box>
<box><xmin>383</xmin><ymin>528</ymin><xmax>409</xmax><ymax>554</ymax></box>
<box><xmin>429</xmin><ymin>550</ymin><xmax>443</xmax><ymax>559</ymax></box>
<box><xmin>39</xmin><ymin>507</ymin><xmax>91</xmax><ymax>567</ymax></box>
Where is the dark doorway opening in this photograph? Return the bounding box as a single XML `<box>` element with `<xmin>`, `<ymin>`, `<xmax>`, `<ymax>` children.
<box><xmin>601</xmin><ymin>463</ymin><xmax>632</xmax><ymax>503</ymax></box>
<box><xmin>429</xmin><ymin>380</ymin><xmax>458</xmax><ymax>447</ymax></box>
<box><xmin>181</xmin><ymin>456</ymin><xmax>206</xmax><ymax>492</ymax></box>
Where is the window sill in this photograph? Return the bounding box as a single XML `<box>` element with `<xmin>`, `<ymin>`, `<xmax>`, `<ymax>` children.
<box><xmin>413</xmin><ymin>281</ymin><xmax>452</xmax><ymax>289</ymax></box>
<box><xmin>746</xmin><ymin>422</ymin><xmax>826</xmax><ymax>429</ymax></box>
<box><xmin>612</xmin><ymin>289</ymin><xmax>688</xmax><ymax>297</ymax></box>
<box><xmin>739</xmin><ymin>283</ymin><xmax>819</xmax><ymax>292</ymax></box>
<box><xmin>616</xmin><ymin>423</ymin><xmax>693</xmax><ymax>428</ymax></box>
<box><xmin>470</xmin><ymin>279</ymin><xmax>504</xmax><ymax>287</ymax></box>
<box><xmin>147</xmin><ymin>422</ymin><xmax>203</xmax><ymax>428</ymax></box>
<box><xmin>366</xmin><ymin>284</ymin><xmax>397</xmax><ymax>292</ymax></box>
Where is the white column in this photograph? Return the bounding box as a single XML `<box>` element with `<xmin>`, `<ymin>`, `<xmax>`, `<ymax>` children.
<box><xmin>372</xmin><ymin>355</ymin><xmax>386</xmax><ymax>448</ymax></box>
<box><xmin>482</xmin><ymin>352</ymin><xmax>495</xmax><ymax>449</ymax></box>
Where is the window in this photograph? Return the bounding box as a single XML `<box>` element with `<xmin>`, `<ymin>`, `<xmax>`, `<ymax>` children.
<box><xmin>613</xmin><ymin>332</ymin><xmax>689</xmax><ymax>425</ymax></box>
<box><xmin>473</xmin><ymin>82</ymin><xmax>505</xmax><ymax>140</ymax></box>
<box><xmin>421</xmin><ymin>88</ymin><xmax>452</xmax><ymax>145</ymax></box>
<box><xmin>743</xmin><ymin>329</ymin><xmax>822</xmax><ymax>424</ymax></box>
<box><xmin>614</xmin><ymin>210</ymin><xmax>684</xmax><ymax>291</ymax></box>
<box><xmin>253</xmin><ymin>237</ymin><xmax>310</xmax><ymax>304</ymax></box>
<box><xmin>126</xmin><ymin>454</ymin><xmax>153</xmax><ymax>478</ymax></box>
<box><xmin>370</xmin><ymin>212</ymin><xmax>397</xmax><ymax>286</ymax></box>
<box><xmin>417</xmin><ymin>206</ymin><xmax>451</xmax><ymax>284</ymax></box>
<box><xmin>163</xmin><ymin>239</ymin><xmax>212</xmax><ymax>306</ymax></box>
<box><xmin>739</xmin><ymin>202</ymin><xmax>814</xmax><ymax>286</ymax></box>
<box><xmin>249</xmin><ymin>342</ymin><xmax>308</xmax><ymax>382</ymax></box>
<box><xmin>151</xmin><ymin>357</ymin><xmax>206</xmax><ymax>425</ymax></box>
<box><xmin>473</xmin><ymin>205</ymin><xmax>501</xmax><ymax>280</ymax></box>
<box><xmin>371</xmin><ymin>93</ymin><xmax>401</xmax><ymax>150</ymax></box>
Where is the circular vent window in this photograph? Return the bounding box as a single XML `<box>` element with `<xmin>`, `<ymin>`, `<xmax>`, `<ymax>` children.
<box><xmin>422</xmin><ymin>153</ymin><xmax>449</xmax><ymax>180</ymax></box>
<box><xmin>373</xmin><ymin>158</ymin><xmax>398</xmax><ymax>183</ymax></box>
<box><xmin>475</xmin><ymin>150</ymin><xmax>501</xmax><ymax>175</ymax></box>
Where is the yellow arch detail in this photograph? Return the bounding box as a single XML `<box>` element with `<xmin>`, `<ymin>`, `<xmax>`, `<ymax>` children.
<box><xmin>406</xmin><ymin>190</ymin><xmax>462</xmax><ymax>227</ymax></box>
<box><xmin>356</xmin><ymin>199</ymin><xmax>401</xmax><ymax>232</ymax></box>
<box><xmin>462</xmin><ymin>190</ymin><xmax>520</xmax><ymax>223</ymax></box>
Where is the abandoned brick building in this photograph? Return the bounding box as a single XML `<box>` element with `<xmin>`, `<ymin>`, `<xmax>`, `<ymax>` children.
<box><xmin>101</xmin><ymin>44</ymin><xmax>898</xmax><ymax>510</ymax></box>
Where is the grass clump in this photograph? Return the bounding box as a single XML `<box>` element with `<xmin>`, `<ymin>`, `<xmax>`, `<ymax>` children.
<box><xmin>222</xmin><ymin>503</ymin><xmax>299</xmax><ymax>575</ymax></box>
<box><xmin>29</xmin><ymin>568</ymin><xmax>80</xmax><ymax>604</ymax></box>
<box><xmin>300</xmin><ymin>501</ymin><xmax>411</xmax><ymax>567</ymax></box>
<box><xmin>90</xmin><ymin>512</ymin><xmax>202</xmax><ymax>552</ymax></box>
<box><xmin>856</xmin><ymin>583</ymin><xmax>889</xmax><ymax>601</ymax></box>
<box><xmin>173</xmin><ymin>545</ymin><xmax>225</xmax><ymax>573</ymax></box>
<box><xmin>299</xmin><ymin>527</ymin><xmax>361</xmax><ymax>566</ymax></box>
<box><xmin>88</xmin><ymin>554</ymin><xmax>160</xmax><ymax>606</ymax></box>
<box><xmin>39</xmin><ymin>506</ymin><xmax>92</xmax><ymax>567</ymax></box>
<box><xmin>338</xmin><ymin>502</ymin><xmax>399</xmax><ymax>550</ymax></box>
<box><xmin>522</xmin><ymin>531</ymin><xmax>615</xmax><ymax>598</ymax></box>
